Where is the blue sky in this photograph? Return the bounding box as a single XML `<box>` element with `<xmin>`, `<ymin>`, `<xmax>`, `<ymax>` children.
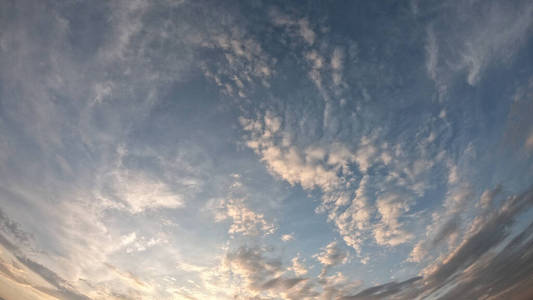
<box><xmin>1</xmin><ymin>0</ymin><xmax>533</xmax><ymax>299</ymax></box>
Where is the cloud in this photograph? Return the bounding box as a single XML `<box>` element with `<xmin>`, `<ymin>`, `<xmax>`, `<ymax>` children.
<box><xmin>241</xmin><ymin>108</ymin><xmax>437</xmax><ymax>254</ymax></box>
<box><xmin>404</xmin><ymin>185</ymin><xmax>533</xmax><ymax>299</ymax></box>
<box><xmin>424</xmin><ymin>0</ymin><xmax>533</xmax><ymax>87</ymax></box>
<box><xmin>298</xmin><ymin>19</ymin><xmax>316</xmax><ymax>45</ymax></box>
<box><xmin>289</xmin><ymin>254</ymin><xmax>308</xmax><ymax>276</ymax></box>
<box><xmin>424</xmin><ymin>25</ymin><xmax>440</xmax><ymax>89</ymax></box>
<box><xmin>281</xmin><ymin>234</ymin><xmax>294</xmax><ymax>242</ymax></box>
<box><xmin>100</xmin><ymin>169</ymin><xmax>184</xmax><ymax>214</ymax></box>
<box><xmin>443</xmin><ymin>184</ymin><xmax>472</xmax><ymax>215</ymax></box>
<box><xmin>504</xmin><ymin>77</ymin><xmax>533</xmax><ymax>153</ymax></box>
<box><xmin>333</xmin><ymin>176</ymin><xmax>373</xmax><ymax>254</ymax></box>
<box><xmin>408</xmin><ymin>240</ymin><xmax>428</xmax><ymax>263</ymax></box>
<box><xmin>425</xmin><ymin>187</ymin><xmax>533</xmax><ymax>282</ymax></box>
<box><xmin>222</xmin><ymin>246</ymin><xmax>311</xmax><ymax>299</ymax></box>
<box><xmin>331</xmin><ymin>47</ymin><xmax>344</xmax><ymax>71</ymax></box>
<box><xmin>479</xmin><ymin>185</ymin><xmax>502</xmax><ymax>210</ymax></box>
<box><xmin>430</xmin><ymin>215</ymin><xmax>460</xmax><ymax>248</ymax></box>
<box><xmin>408</xmin><ymin>184</ymin><xmax>472</xmax><ymax>263</ymax></box>
<box><xmin>344</xmin><ymin>185</ymin><xmax>533</xmax><ymax>299</ymax></box>
<box><xmin>270</xmin><ymin>10</ymin><xmax>316</xmax><ymax>45</ymax></box>
<box><xmin>2</xmin><ymin>1</ymin><xmax>532</xmax><ymax>299</ymax></box>
<box><xmin>14</xmin><ymin>256</ymin><xmax>91</xmax><ymax>300</ymax></box>
<box><xmin>104</xmin><ymin>263</ymin><xmax>153</xmax><ymax>293</ymax></box>
<box><xmin>431</xmin><ymin>221</ymin><xmax>533</xmax><ymax>299</ymax></box>
<box><xmin>201</xmin><ymin>14</ymin><xmax>276</xmax><ymax>99</ymax></box>
<box><xmin>240</xmin><ymin>113</ymin><xmax>354</xmax><ymax>192</ymax></box>
<box><xmin>339</xmin><ymin>276</ymin><xmax>422</xmax><ymax>300</ymax></box>
<box><xmin>526</xmin><ymin>130</ymin><xmax>533</xmax><ymax>152</ymax></box>
<box><xmin>121</xmin><ymin>233</ymin><xmax>166</xmax><ymax>254</ymax></box>
<box><xmin>373</xmin><ymin>193</ymin><xmax>413</xmax><ymax>246</ymax></box>
<box><xmin>212</xmin><ymin>197</ymin><xmax>276</xmax><ymax>236</ymax></box>
<box><xmin>0</xmin><ymin>209</ymin><xmax>32</xmax><ymax>245</ymax></box>
<box><xmin>206</xmin><ymin>171</ymin><xmax>277</xmax><ymax>237</ymax></box>
<box><xmin>0</xmin><ymin>230</ymin><xmax>90</xmax><ymax>300</ymax></box>
<box><xmin>314</xmin><ymin>241</ymin><xmax>349</xmax><ymax>278</ymax></box>
<box><xmin>181</xmin><ymin>243</ymin><xmax>362</xmax><ymax>300</ymax></box>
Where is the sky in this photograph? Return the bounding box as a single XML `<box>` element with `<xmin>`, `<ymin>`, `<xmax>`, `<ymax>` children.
<box><xmin>0</xmin><ymin>0</ymin><xmax>533</xmax><ymax>299</ymax></box>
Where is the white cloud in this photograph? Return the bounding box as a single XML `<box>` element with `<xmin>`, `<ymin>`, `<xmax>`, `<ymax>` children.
<box><xmin>240</xmin><ymin>114</ymin><xmax>356</xmax><ymax>192</ymax></box>
<box><xmin>290</xmin><ymin>254</ymin><xmax>308</xmax><ymax>276</ymax></box>
<box><xmin>443</xmin><ymin>184</ymin><xmax>472</xmax><ymax>215</ymax></box>
<box><xmin>102</xmin><ymin>169</ymin><xmax>184</xmax><ymax>214</ymax></box>
<box><xmin>124</xmin><ymin>235</ymin><xmax>166</xmax><ymax>254</ymax></box>
<box><xmin>314</xmin><ymin>241</ymin><xmax>349</xmax><ymax>277</ymax></box>
<box><xmin>479</xmin><ymin>185</ymin><xmax>502</xmax><ymax>210</ymax></box>
<box><xmin>374</xmin><ymin>193</ymin><xmax>413</xmax><ymax>246</ymax></box>
<box><xmin>425</xmin><ymin>25</ymin><xmax>438</xmax><ymax>82</ymax></box>
<box><xmin>92</xmin><ymin>81</ymin><xmax>114</xmax><ymax>104</ymax></box>
<box><xmin>428</xmin><ymin>1</ymin><xmax>533</xmax><ymax>87</ymax></box>
<box><xmin>102</xmin><ymin>0</ymin><xmax>149</xmax><ymax>61</ymax></box>
<box><xmin>334</xmin><ymin>175</ymin><xmax>373</xmax><ymax>253</ymax></box>
<box><xmin>408</xmin><ymin>240</ymin><xmax>427</xmax><ymax>263</ymax></box>
<box><xmin>331</xmin><ymin>48</ymin><xmax>344</xmax><ymax>71</ymax></box>
<box><xmin>407</xmin><ymin>183</ymin><xmax>474</xmax><ymax>265</ymax></box>
<box><xmin>218</xmin><ymin>246</ymin><xmax>314</xmax><ymax>299</ymax></box>
<box><xmin>202</xmin><ymin>23</ymin><xmax>276</xmax><ymax>99</ymax></box>
<box><xmin>120</xmin><ymin>232</ymin><xmax>137</xmax><ymax>246</ymax></box>
<box><xmin>281</xmin><ymin>234</ymin><xmax>294</xmax><ymax>242</ymax></box>
<box><xmin>298</xmin><ymin>19</ymin><xmax>316</xmax><ymax>45</ymax></box>
<box><xmin>212</xmin><ymin>198</ymin><xmax>276</xmax><ymax>237</ymax></box>
<box><xmin>241</xmin><ymin>111</ymin><xmax>429</xmax><ymax>253</ymax></box>
<box><xmin>447</xmin><ymin>162</ymin><xmax>459</xmax><ymax>185</ymax></box>
<box><xmin>269</xmin><ymin>11</ymin><xmax>315</xmax><ymax>46</ymax></box>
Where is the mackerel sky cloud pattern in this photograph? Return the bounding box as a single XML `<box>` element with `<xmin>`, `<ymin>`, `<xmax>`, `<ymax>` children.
<box><xmin>1</xmin><ymin>0</ymin><xmax>533</xmax><ymax>299</ymax></box>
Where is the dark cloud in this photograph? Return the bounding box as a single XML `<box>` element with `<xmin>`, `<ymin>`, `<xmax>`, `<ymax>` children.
<box><xmin>435</xmin><ymin>220</ymin><xmax>533</xmax><ymax>300</ymax></box>
<box><xmin>14</xmin><ymin>255</ymin><xmax>91</xmax><ymax>300</ymax></box>
<box><xmin>430</xmin><ymin>215</ymin><xmax>460</xmax><ymax>247</ymax></box>
<box><xmin>261</xmin><ymin>276</ymin><xmax>305</xmax><ymax>290</ymax></box>
<box><xmin>0</xmin><ymin>222</ymin><xmax>89</xmax><ymax>300</ymax></box>
<box><xmin>225</xmin><ymin>246</ymin><xmax>312</xmax><ymax>298</ymax></box>
<box><xmin>339</xmin><ymin>185</ymin><xmax>533</xmax><ymax>300</ymax></box>
<box><xmin>0</xmin><ymin>209</ymin><xmax>32</xmax><ymax>247</ymax></box>
<box><xmin>426</xmin><ymin>186</ymin><xmax>533</xmax><ymax>289</ymax></box>
<box><xmin>479</xmin><ymin>184</ymin><xmax>503</xmax><ymax>209</ymax></box>
<box><xmin>0</xmin><ymin>229</ymin><xmax>17</xmax><ymax>253</ymax></box>
<box><xmin>339</xmin><ymin>276</ymin><xmax>422</xmax><ymax>300</ymax></box>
